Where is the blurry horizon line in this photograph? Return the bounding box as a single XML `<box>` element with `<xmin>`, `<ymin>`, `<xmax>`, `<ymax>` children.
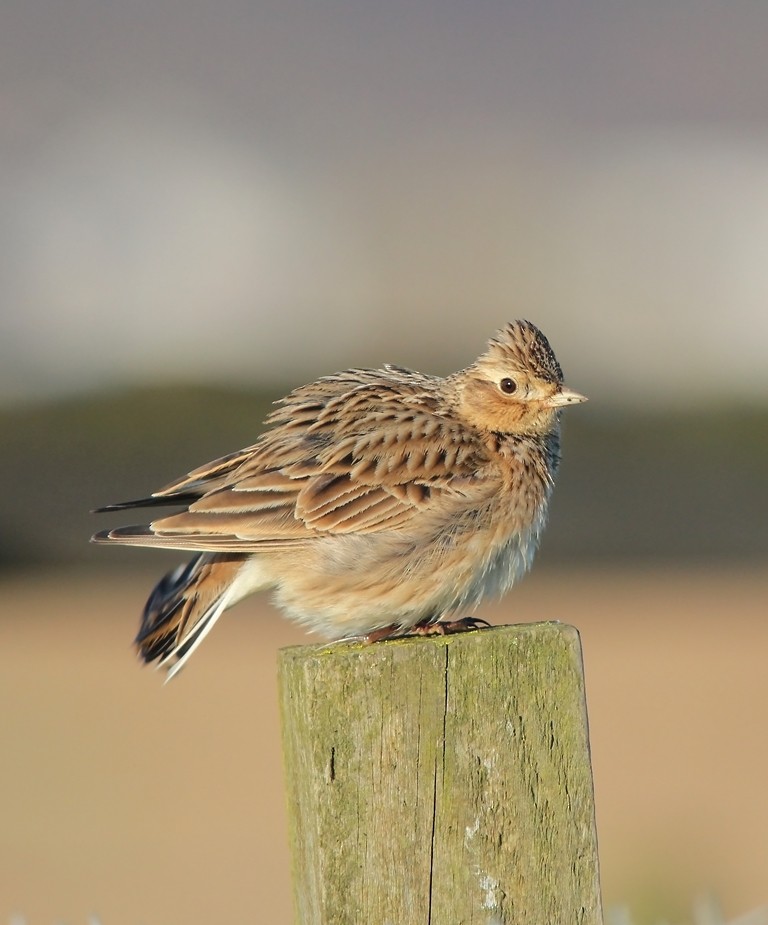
<box><xmin>2</xmin><ymin>375</ymin><xmax>767</xmax><ymax>416</ymax></box>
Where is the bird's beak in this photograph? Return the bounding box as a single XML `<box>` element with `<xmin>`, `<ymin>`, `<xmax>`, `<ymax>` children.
<box><xmin>547</xmin><ymin>386</ymin><xmax>588</xmax><ymax>407</ymax></box>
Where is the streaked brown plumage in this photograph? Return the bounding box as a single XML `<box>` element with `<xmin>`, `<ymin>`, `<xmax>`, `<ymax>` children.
<box><xmin>93</xmin><ymin>320</ymin><xmax>586</xmax><ymax>678</ymax></box>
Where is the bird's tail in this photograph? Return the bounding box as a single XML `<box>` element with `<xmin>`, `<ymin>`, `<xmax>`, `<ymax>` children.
<box><xmin>137</xmin><ymin>553</ymin><xmax>247</xmax><ymax>679</ymax></box>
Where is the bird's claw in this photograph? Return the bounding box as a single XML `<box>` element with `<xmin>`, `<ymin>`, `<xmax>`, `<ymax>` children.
<box><xmin>412</xmin><ymin>616</ymin><xmax>491</xmax><ymax>636</ymax></box>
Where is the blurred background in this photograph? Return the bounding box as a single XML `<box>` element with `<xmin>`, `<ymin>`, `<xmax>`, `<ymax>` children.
<box><xmin>1</xmin><ymin>1</ymin><xmax>767</xmax><ymax>922</ymax></box>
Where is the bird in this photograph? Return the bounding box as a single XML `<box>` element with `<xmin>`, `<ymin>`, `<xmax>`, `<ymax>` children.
<box><xmin>92</xmin><ymin>320</ymin><xmax>586</xmax><ymax>678</ymax></box>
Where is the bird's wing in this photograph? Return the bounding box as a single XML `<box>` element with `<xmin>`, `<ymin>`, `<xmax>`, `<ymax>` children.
<box><xmin>93</xmin><ymin>373</ymin><xmax>494</xmax><ymax>552</ymax></box>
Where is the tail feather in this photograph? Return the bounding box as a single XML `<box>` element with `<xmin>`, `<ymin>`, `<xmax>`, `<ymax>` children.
<box><xmin>136</xmin><ymin>554</ymin><xmax>246</xmax><ymax>679</ymax></box>
<box><xmin>92</xmin><ymin>492</ymin><xmax>200</xmax><ymax>513</ymax></box>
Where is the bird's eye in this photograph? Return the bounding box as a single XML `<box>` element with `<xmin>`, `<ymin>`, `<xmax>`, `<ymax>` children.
<box><xmin>499</xmin><ymin>378</ymin><xmax>517</xmax><ymax>394</ymax></box>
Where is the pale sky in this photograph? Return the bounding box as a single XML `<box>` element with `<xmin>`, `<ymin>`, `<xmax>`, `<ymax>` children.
<box><xmin>2</xmin><ymin>1</ymin><xmax>768</xmax><ymax>406</ymax></box>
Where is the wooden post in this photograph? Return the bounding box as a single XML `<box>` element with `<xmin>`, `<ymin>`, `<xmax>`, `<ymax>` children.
<box><xmin>278</xmin><ymin>622</ymin><xmax>602</xmax><ymax>925</ymax></box>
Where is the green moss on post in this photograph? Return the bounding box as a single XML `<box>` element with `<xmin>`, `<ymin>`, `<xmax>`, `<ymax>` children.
<box><xmin>278</xmin><ymin>623</ymin><xmax>602</xmax><ymax>925</ymax></box>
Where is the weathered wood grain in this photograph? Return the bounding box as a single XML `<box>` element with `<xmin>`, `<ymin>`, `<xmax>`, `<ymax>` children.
<box><xmin>278</xmin><ymin>623</ymin><xmax>602</xmax><ymax>925</ymax></box>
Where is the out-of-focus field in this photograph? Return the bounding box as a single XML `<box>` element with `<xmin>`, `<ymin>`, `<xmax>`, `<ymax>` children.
<box><xmin>1</xmin><ymin>565</ymin><xmax>767</xmax><ymax>924</ymax></box>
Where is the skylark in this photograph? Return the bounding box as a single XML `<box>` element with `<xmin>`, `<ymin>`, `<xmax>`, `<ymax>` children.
<box><xmin>93</xmin><ymin>320</ymin><xmax>586</xmax><ymax>677</ymax></box>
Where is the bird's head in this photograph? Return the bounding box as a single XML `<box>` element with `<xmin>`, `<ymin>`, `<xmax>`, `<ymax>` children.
<box><xmin>455</xmin><ymin>320</ymin><xmax>587</xmax><ymax>436</ymax></box>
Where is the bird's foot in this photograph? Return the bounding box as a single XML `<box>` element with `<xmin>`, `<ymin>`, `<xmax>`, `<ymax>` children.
<box><xmin>358</xmin><ymin>623</ymin><xmax>405</xmax><ymax>644</ymax></box>
<box><xmin>412</xmin><ymin>616</ymin><xmax>492</xmax><ymax>636</ymax></box>
<box><xmin>358</xmin><ymin>616</ymin><xmax>491</xmax><ymax>644</ymax></box>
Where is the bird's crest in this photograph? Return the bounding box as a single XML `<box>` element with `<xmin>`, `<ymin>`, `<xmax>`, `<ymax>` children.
<box><xmin>484</xmin><ymin>320</ymin><xmax>563</xmax><ymax>384</ymax></box>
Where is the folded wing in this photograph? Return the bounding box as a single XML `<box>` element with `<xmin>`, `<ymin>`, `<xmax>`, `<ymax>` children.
<box><xmin>93</xmin><ymin>371</ymin><xmax>490</xmax><ymax>552</ymax></box>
